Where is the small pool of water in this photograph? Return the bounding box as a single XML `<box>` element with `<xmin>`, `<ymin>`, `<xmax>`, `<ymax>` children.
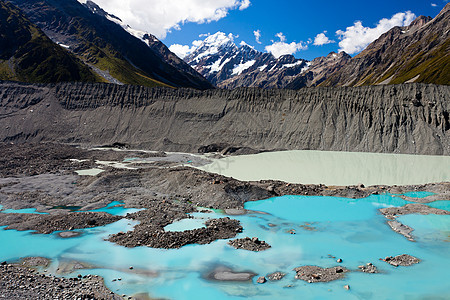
<box><xmin>164</xmin><ymin>212</ymin><xmax>217</xmax><ymax>232</ymax></box>
<box><xmin>400</xmin><ymin>191</ymin><xmax>435</xmax><ymax>198</ymax></box>
<box><xmin>85</xmin><ymin>201</ymin><xmax>143</xmax><ymax>216</ymax></box>
<box><xmin>75</xmin><ymin>168</ymin><xmax>104</xmax><ymax>176</ymax></box>
<box><xmin>51</xmin><ymin>205</ymin><xmax>82</xmax><ymax>211</ymax></box>
<box><xmin>1</xmin><ymin>208</ymin><xmax>48</xmax><ymax>214</ymax></box>
<box><xmin>0</xmin><ymin>195</ymin><xmax>448</xmax><ymax>299</ymax></box>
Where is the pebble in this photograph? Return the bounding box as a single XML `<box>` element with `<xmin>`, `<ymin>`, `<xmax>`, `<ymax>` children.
<box><xmin>256</xmin><ymin>276</ymin><xmax>266</xmax><ymax>284</ymax></box>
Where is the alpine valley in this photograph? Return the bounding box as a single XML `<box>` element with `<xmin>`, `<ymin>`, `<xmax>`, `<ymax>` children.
<box><xmin>0</xmin><ymin>2</ymin><xmax>449</xmax><ymax>300</ymax></box>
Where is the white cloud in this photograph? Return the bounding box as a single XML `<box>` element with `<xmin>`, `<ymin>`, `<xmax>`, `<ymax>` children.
<box><xmin>265</xmin><ymin>32</ymin><xmax>307</xmax><ymax>58</ymax></box>
<box><xmin>169</xmin><ymin>39</ymin><xmax>203</xmax><ymax>58</ymax></box>
<box><xmin>431</xmin><ymin>3</ymin><xmax>437</xmax><ymax>7</ymax></box>
<box><xmin>336</xmin><ymin>11</ymin><xmax>416</xmax><ymax>54</ymax></box>
<box><xmin>169</xmin><ymin>44</ymin><xmax>196</xmax><ymax>59</ymax></box>
<box><xmin>79</xmin><ymin>0</ymin><xmax>251</xmax><ymax>39</ymax></box>
<box><xmin>253</xmin><ymin>30</ymin><xmax>262</xmax><ymax>44</ymax></box>
<box><xmin>275</xmin><ymin>32</ymin><xmax>286</xmax><ymax>42</ymax></box>
<box><xmin>239</xmin><ymin>0</ymin><xmax>251</xmax><ymax>10</ymax></box>
<box><xmin>313</xmin><ymin>31</ymin><xmax>335</xmax><ymax>46</ymax></box>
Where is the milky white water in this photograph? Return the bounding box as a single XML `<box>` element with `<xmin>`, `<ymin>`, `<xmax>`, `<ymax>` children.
<box><xmin>199</xmin><ymin>150</ymin><xmax>450</xmax><ymax>186</ymax></box>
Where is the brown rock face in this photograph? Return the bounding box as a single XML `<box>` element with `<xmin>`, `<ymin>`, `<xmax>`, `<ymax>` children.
<box><xmin>286</xmin><ymin>52</ymin><xmax>352</xmax><ymax>89</ymax></box>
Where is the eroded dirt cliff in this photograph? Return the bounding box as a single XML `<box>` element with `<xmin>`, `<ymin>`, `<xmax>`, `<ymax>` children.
<box><xmin>0</xmin><ymin>81</ymin><xmax>449</xmax><ymax>155</ymax></box>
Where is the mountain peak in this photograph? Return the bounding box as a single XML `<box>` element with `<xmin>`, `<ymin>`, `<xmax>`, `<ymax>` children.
<box><xmin>408</xmin><ymin>15</ymin><xmax>432</xmax><ymax>29</ymax></box>
<box><xmin>202</xmin><ymin>32</ymin><xmax>236</xmax><ymax>48</ymax></box>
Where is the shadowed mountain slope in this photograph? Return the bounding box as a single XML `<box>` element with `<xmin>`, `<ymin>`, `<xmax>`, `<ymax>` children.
<box><xmin>0</xmin><ymin>1</ymin><xmax>98</xmax><ymax>83</ymax></box>
<box><xmin>7</xmin><ymin>0</ymin><xmax>213</xmax><ymax>89</ymax></box>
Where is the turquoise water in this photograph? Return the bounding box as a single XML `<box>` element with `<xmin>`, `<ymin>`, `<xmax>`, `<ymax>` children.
<box><xmin>0</xmin><ymin>201</ymin><xmax>141</xmax><ymax>216</ymax></box>
<box><xmin>0</xmin><ymin>195</ymin><xmax>449</xmax><ymax>299</ymax></box>
<box><xmin>164</xmin><ymin>214</ymin><xmax>208</xmax><ymax>232</ymax></box>
<box><xmin>85</xmin><ymin>201</ymin><xmax>143</xmax><ymax>216</ymax></box>
<box><xmin>399</xmin><ymin>191</ymin><xmax>435</xmax><ymax>198</ymax></box>
<box><xmin>427</xmin><ymin>201</ymin><xmax>450</xmax><ymax>212</ymax></box>
<box><xmin>1</xmin><ymin>208</ymin><xmax>48</xmax><ymax>214</ymax></box>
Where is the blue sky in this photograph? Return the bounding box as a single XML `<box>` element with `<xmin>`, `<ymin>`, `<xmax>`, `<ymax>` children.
<box><xmin>88</xmin><ymin>0</ymin><xmax>448</xmax><ymax>61</ymax></box>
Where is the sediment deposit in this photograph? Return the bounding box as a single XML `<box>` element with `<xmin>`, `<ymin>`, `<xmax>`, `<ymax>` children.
<box><xmin>1</xmin><ymin>81</ymin><xmax>449</xmax><ymax>155</ymax></box>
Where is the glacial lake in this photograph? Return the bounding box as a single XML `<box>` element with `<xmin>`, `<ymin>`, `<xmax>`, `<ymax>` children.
<box><xmin>0</xmin><ymin>194</ymin><xmax>449</xmax><ymax>299</ymax></box>
<box><xmin>199</xmin><ymin>150</ymin><xmax>450</xmax><ymax>186</ymax></box>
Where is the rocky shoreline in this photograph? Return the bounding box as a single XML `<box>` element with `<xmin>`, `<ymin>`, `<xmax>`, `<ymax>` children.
<box><xmin>0</xmin><ymin>262</ymin><xmax>122</xmax><ymax>300</ymax></box>
<box><xmin>228</xmin><ymin>237</ymin><xmax>271</xmax><ymax>251</ymax></box>
<box><xmin>0</xmin><ymin>142</ymin><xmax>448</xmax><ymax>298</ymax></box>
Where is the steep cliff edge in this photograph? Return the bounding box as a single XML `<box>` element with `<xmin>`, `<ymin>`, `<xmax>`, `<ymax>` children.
<box><xmin>0</xmin><ymin>81</ymin><xmax>448</xmax><ymax>155</ymax></box>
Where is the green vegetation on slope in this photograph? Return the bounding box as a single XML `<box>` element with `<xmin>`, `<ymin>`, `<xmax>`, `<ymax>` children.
<box><xmin>0</xmin><ymin>1</ymin><xmax>99</xmax><ymax>83</ymax></box>
<box><xmin>66</xmin><ymin>15</ymin><xmax>173</xmax><ymax>88</ymax></box>
<box><xmin>389</xmin><ymin>39</ymin><xmax>450</xmax><ymax>85</ymax></box>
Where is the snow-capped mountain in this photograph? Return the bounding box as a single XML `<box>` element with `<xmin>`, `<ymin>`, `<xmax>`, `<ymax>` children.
<box><xmin>82</xmin><ymin>0</ymin><xmax>158</xmax><ymax>47</ymax></box>
<box><xmin>184</xmin><ymin>32</ymin><xmax>309</xmax><ymax>89</ymax></box>
<box><xmin>80</xmin><ymin>0</ymin><xmax>211</xmax><ymax>88</ymax></box>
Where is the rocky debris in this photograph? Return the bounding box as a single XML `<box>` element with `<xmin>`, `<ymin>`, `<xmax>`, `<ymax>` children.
<box><xmin>380</xmin><ymin>204</ymin><xmax>450</xmax><ymax>240</ymax></box>
<box><xmin>357</xmin><ymin>263</ymin><xmax>378</xmax><ymax>273</ymax></box>
<box><xmin>206</xmin><ymin>266</ymin><xmax>256</xmax><ymax>282</ymax></box>
<box><xmin>0</xmin><ymin>144</ymin><xmax>448</xmax><ymax>220</ymax></box>
<box><xmin>256</xmin><ymin>276</ymin><xmax>266</xmax><ymax>284</ymax></box>
<box><xmin>382</xmin><ymin>254</ymin><xmax>420</xmax><ymax>267</ymax></box>
<box><xmin>0</xmin><ymin>263</ymin><xmax>121</xmax><ymax>299</ymax></box>
<box><xmin>0</xmin><ymin>142</ymin><xmax>163</xmax><ymax>177</ymax></box>
<box><xmin>294</xmin><ymin>266</ymin><xmax>349</xmax><ymax>283</ymax></box>
<box><xmin>387</xmin><ymin>220</ymin><xmax>415</xmax><ymax>241</ymax></box>
<box><xmin>228</xmin><ymin>237</ymin><xmax>271</xmax><ymax>251</ymax></box>
<box><xmin>0</xmin><ymin>212</ymin><xmax>122</xmax><ymax>234</ymax></box>
<box><xmin>198</xmin><ymin>143</ymin><xmax>230</xmax><ymax>154</ymax></box>
<box><xmin>109</xmin><ymin>216</ymin><xmax>242</xmax><ymax>249</ymax></box>
<box><xmin>267</xmin><ymin>271</ymin><xmax>286</xmax><ymax>281</ymax></box>
<box><xmin>380</xmin><ymin>204</ymin><xmax>449</xmax><ymax>240</ymax></box>
<box><xmin>19</xmin><ymin>257</ymin><xmax>51</xmax><ymax>268</ymax></box>
<box><xmin>380</xmin><ymin>203</ymin><xmax>450</xmax><ymax>220</ymax></box>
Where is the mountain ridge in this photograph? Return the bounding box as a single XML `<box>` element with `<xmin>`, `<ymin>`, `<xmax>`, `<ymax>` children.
<box><xmin>6</xmin><ymin>0</ymin><xmax>213</xmax><ymax>89</ymax></box>
<box><xmin>182</xmin><ymin>5</ymin><xmax>449</xmax><ymax>89</ymax></box>
<box><xmin>319</xmin><ymin>3</ymin><xmax>450</xmax><ymax>87</ymax></box>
